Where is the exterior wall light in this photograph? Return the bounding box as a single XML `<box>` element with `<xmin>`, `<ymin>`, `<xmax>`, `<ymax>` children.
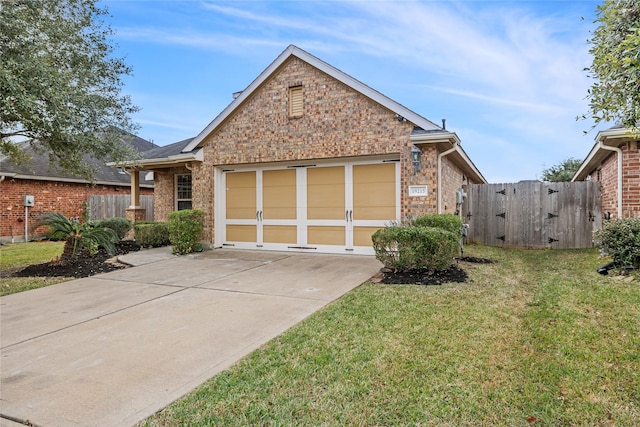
<box><xmin>411</xmin><ymin>145</ymin><xmax>421</xmax><ymax>175</ymax></box>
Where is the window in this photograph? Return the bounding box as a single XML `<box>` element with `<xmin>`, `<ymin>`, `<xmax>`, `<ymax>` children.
<box><xmin>289</xmin><ymin>86</ymin><xmax>303</xmax><ymax>117</ymax></box>
<box><xmin>176</xmin><ymin>174</ymin><xmax>192</xmax><ymax>210</ymax></box>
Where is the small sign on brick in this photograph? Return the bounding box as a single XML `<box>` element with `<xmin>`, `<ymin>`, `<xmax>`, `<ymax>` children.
<box><xmin>409</xmin><ymin>185</ymin><xmax>428</xmax><ymax>197</ymax></box>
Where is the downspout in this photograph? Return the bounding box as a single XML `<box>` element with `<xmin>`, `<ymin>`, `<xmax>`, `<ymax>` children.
<box><xmin>437</xmin><ymin>142</ymin><xmax>459</xmax><ymax>214</ymax></box>
<box><xmin>598</xmin><ymin>139</ymin><xmax>623</xmax><ymax>218</ymax></box>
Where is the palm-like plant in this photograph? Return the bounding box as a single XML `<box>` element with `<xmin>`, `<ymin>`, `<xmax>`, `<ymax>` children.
<box><xmin>38</xmin><ymin>213</ymin><xmax>119</xmax><ymax>264</ymax></box>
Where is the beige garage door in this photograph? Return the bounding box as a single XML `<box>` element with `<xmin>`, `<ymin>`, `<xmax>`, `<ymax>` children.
<box><xmin>222</xmin><ymin>160</ymin><xmax>398</xmax><ymax>254</ymax></box>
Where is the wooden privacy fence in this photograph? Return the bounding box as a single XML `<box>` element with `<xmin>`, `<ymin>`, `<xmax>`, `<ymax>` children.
<box><xmin>462</xmin><ymin>181</ymin><xmax>601</xmax><ymax>249</ymax></box>
<box><xmin>87</xmin><ymin>195</ymin><xmax>154</xmax><ymax>221</ymax></box>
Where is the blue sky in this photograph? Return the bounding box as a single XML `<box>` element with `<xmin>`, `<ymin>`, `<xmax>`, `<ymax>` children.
<box><xmin>104</xmin><ymin>0</ymin><xmax>604</xmax><ymax>183</ymax></box>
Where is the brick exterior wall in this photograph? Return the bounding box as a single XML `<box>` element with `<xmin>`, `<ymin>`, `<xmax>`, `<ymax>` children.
<box><xmin>440</xmin><ymin>155</ymin><xmax>468</xmax><ymax>215</ymax></box>
<box><xmin>153</xmin><ymin>166</ymin><xmax>191</xmax><ymax>222</ymax></box>
<box><xmin>0</xmin><ymin>178</ymin><xmax>153</xmax><ymax>241</ymax></box>
<box><xmin>622</xmin><ymin>141</ymin><xmax>640</xmax><ymax>218</ymax></box>
<box><xmin>153</xmin><ymin>57</ymin><xmax>480</xmax><ymax>243</ymax></box>
<box><xmin>587</xmin><ymin>141</ymin><xmax>640</xmax><ymax>218</ymax></box>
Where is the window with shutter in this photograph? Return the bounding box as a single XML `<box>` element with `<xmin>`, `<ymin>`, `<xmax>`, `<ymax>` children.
<box><xmin>289</xmin><ymin>86</ymin><xmax>303</xmax><ymax>117</ymax></box>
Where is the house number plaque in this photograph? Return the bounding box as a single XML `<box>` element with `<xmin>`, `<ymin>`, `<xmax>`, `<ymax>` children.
<box><xmin>408</xmin><ymin>185</ymin><xmax>428</xmax><ymax>197</ymax></box>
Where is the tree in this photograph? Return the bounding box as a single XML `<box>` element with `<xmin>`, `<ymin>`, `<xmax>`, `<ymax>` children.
<box><xmin>583</xmin><ymin>0</ymin><xmax>640</xmax><ymax>132</ymax></box>
<box><xmin>0</xmin><ymin>0</ymin><xmax>140</xmax><ymax>179</ymax></box>
<box><xmin>39</xmin><ymin>213</ymin><xmax>118</xmax><ymax>264</ymax></box>
<box><xmin>541</xmin><ymin>157</ymin><xmax>583</xmax><ymax>182</ymax></box>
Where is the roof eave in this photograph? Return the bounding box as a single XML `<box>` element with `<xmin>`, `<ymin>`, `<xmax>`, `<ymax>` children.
<box><xmin>572</xmin><ymin>128</ymin><xmax>638</xmax><ymax>181</ymax></box>
<box><xmin>410</xmin><ymin>131</ymin><xmax>487</xmax><ymax>184</ymax></box>
<box><xmin>108</xmin><ymin>149</ymin><xmax>203</xmax><ymax>170</ymax></box>
<box><xmin>0</xmin><ymin>173</ymin><xmax>153</xmax><ymax>187</ymax></box>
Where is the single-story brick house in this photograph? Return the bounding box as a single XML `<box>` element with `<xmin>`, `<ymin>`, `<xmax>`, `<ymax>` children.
<box><xmin>120</xmin><ymin>45</ymin><xmax>486</xmax><ymax>255</ymax></box>
<box><xmin>0</xmin><ymin>131</ymin><xmax>155</xmax><ymax>242</ymax></box>
<box><xmin>572</xmin><ymin>124</ymin><xmax>640</xmax><ymax>219</ymax></box>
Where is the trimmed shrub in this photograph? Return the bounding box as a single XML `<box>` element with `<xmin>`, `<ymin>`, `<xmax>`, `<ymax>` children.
<box><xmin>134</xmin><ymin>222</ymin><xmax>170</xmax><ymax>248</ymax></box>
<box><xmin>594</xmin><ymin>218</ymin><xmax>640</xmax><ymax>268</ymax></box>
<box><xmin>412</xmin><ymin>214</ymin><xmax>463</xmax><ymax>235</ymax></box>
<box><xmin>372</xmin><ymin>225</ymin><xmax>459</xmax><ymax>272</ymax></box>
<box><xmin>97</xmin><ymin>217</ymin><xmax>131</xmax><ymax>239</ymax></box>
<box><xmin>168</xmin><ymin>209</ymin><xmax>205</xmax><ymax>255</ymax></box>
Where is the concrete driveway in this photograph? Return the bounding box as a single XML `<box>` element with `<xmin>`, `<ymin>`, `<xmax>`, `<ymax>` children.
<box><xmin>0</xmin><ymin>248</ymin><xmax>381</xmax><ymax>427</ymax></box>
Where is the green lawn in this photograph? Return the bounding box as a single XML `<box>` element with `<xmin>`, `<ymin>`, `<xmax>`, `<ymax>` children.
<box><xmin>0</xmin><ymin>241</ymin><xmax>70</xmax><ymax>296</ymax></box>
<box><xmin>141</xmin><ymin>245</ymin><xmax>640</xmax><ymax>426</ymax></box>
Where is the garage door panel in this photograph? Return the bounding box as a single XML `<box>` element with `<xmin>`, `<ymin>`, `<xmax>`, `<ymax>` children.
<box><xmin>263</xmin><ymin>225</ymin><xmax>297</xmax><ymax>244</ymax></box>
<box><xmin>308</xmin><ymin>226</ymin><xmax>345</xmax><ymax>246</ymax></box>
<box><xmin>226</xmin><ymin>172</ymin><xmax>257</xmax><ymax>220</ymax></box>
<box><xmin>353</xmin><ymin>163</ymin><xmax>396</xmax><ymax>221</ymax></box>
<box><xmin>263</xmin><ymin>169</ymin><xmax>296</xmax><ymax>220</ymax></box>
<box><xmin>353</xmin><ymin>226</ymin><xmax>383</xmax><ymax>247</ymax></box>
<box><xmin>226</xmin><ymin>225</ymin><xmax>256</xmax><ymax>242</ymax></box>
<box><xmin>307</xmin><ymin>167</ymin><xmax>345</xmax><ymax>220</ymax></box>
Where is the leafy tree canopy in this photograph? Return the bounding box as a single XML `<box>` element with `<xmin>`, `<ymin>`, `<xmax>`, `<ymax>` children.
<box><xmin>0</xmin><ymin>0</ymin><xmax>140</xmax><ymax>179</ymax></box>
<box><xmin>541</xmin><ymin>157</ymin><xmax>583</xmax><ymax>182</ymax></box>
<box><xmin>583</xmin><ymin>0</ymin><xmax>640</xmax><ymax>132</ymax></box>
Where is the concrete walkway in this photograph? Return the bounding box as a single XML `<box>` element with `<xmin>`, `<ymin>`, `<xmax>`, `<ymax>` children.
<box><xmin>0</xmin><ymin>248</ymin><xmax>381</xmax><ymax>427</ymax></box>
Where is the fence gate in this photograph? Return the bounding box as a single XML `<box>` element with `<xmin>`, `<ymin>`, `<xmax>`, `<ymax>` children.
<box><xmin>87</xmin><ymin>195</ymin><xmax>154</xmax><ymax>221</ymax></box>
<box><xmin>462</xmin><ymin>181</ymin><xmax>601</xmax><ymax>249</ymax></box>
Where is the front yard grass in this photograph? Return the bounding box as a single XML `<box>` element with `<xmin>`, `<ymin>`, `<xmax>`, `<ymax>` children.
<box><xmin>0</xmin><ymin>241</ymin><xmax>70</xmax><ymax>296</ymax></box>
<box><xmin>141</xmin><ymin>245</ymin><xmax>639</xmax><ymax>426</ymax></box>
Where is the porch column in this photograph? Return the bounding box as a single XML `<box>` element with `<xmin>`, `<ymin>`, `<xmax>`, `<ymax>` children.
<box><xmin>129</xmin><ymin>169</ymin><xmax>141</xmax><ymax>208</ymax></box>
<box><xmin>125</xmin><ymin>169</ymin><xmax>146</xmax><ymax>229</ymax></box>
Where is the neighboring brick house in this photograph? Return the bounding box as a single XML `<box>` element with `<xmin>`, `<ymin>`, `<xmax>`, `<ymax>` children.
<box><xmin>0</xmin><ymin>132</ymin><xmax>155</xmax><ymax>242</ymax></box>
<box><xmin>121</xmin><ymin>45</ymin><xmax>486</xmax><ymax>255</ymax></box>
<box><xmin>572</xmin><ymin>124</ymin><xmax>640</xmax><ymax>219</ymax></box>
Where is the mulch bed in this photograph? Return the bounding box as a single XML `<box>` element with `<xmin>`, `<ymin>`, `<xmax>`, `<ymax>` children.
<box><xmin>379</xmin><ymin>256</ymin><xmax>495</xmax><ymax>286</ymax></box>
<box><xmin>11</xmin><ymin>240</ymin><xmax>142</xmax><ymax>279</ymax></box>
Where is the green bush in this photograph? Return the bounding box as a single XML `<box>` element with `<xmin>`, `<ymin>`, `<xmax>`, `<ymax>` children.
<box><xmin>412</xmin><ymin>214</ymin><xmax>463</xmax><ymax>235</ymax></box>
<box><xmin>168</xmin><ymin>210</ymin><xmax>205</xmax><ymax>255</ymax></box>
<box><xmin>134</xmin><ymin>222</ymin><xmax>170</xmax><ymax>248</ymax></box>
<box><xmin>594</xmin><ymin>218</ymin><xmax>640</xmax><ymax>268</ymax></box>
<box><xmin>97</xmin><ymin>217</ymin><xmax>131</xmax><ymax>239</ymax></box>
<box><xmin>372</xmin><ymin>225</ymin><xmax>459</xmax><ymax>272</ymax></box>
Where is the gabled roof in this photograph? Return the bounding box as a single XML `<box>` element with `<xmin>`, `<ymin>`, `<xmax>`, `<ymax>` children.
<box><xmin>182</xmin><ymin>45</ymin><xmax>443</xmax><ymax>153</ymax></box>
<box><xmin>0</xmin><ymin>129</ymin><xmax>156</xmax><ymax>187</ymax></box>
<box><xmin>572</xmin><ymin>125</ymin><xmax>639</xmax><ymax>182</ymax></box>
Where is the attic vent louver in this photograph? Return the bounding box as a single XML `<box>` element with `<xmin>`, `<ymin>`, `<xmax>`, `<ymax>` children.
<box><xmin>289</xmin><ymin>86</ymin><xmax>303</xmax><ymax>117</ymax></box>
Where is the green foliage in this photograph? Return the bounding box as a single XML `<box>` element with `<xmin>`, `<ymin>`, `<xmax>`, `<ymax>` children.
<box><xmin>541</xmin><ymin>157</ymin><xmax>583</xmax><ymax>182</ymax></box>
<box><xmin>38</xmin><ymin>212</ymin><xmax>118</xmax><ymax>263</ymax></box>
<box><xmin>133</xmin><ymin>222</ymin><xmax>170</xmax><ymax>248</ymax></box>
<box><xmin>583</xmin><ymin>0</ymin><xmax>640</xmax><ymax>131</ymax></box>
<box><xmin>0</xmin><ymin>0</ymin><xmax>140</xmax><ymax>179</ymax></box>
<box><xmin>594</xmin><ymin>218</ymin><xmax>640</xmax><ymax>267</ymax></box>
<box><xmin>168</xmin><ymin>210</ymin><xmax>205</xmax><ymax>255</ymax></box>
<box><xmin>412</xmin><ymin>214</ymin><xmax>463</xmax><ymax>234</ymax></box>
<box><xmin>97</xmin><ymin>217</ymin><xmax>131</xmax><ymax>239</ymax></box>
<box><xmin>372</xmin><ymin>225</ymin><xmax>459</xmax><ymax>272</ymax></box>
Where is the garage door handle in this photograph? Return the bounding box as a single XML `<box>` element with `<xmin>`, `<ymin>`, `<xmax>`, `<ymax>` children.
<box><xmin>256</xmin><ymin>211</ymin><xmax>263</xmax><ymax>221</ymax></box>
<box><xmin>346</xmin><ymin>210</ymin><xmax>353</xmax><ymax>222</ymax></box>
